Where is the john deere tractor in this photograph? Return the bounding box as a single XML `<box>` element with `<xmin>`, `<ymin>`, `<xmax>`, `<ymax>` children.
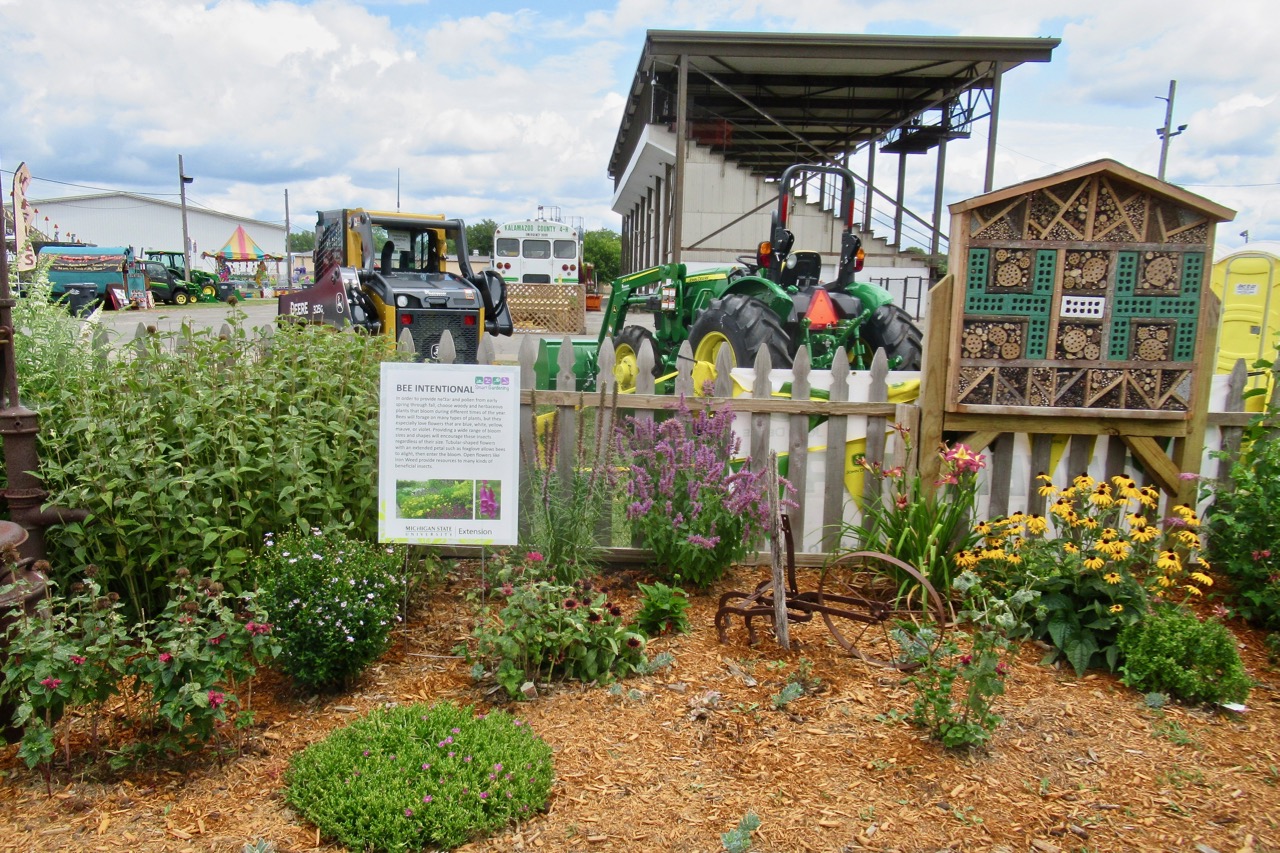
<box><xmin>538</xmin><ymin>164</ymin><xmax>922</xmax><ymax>392</ymax></box>
<box><xmin>280</xmin><ymin>209</ymin><xmax>513</xmax><ymax>363</ymax></box>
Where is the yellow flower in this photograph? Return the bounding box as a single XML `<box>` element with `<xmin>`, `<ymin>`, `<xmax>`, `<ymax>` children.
<box><xmin>1177</xmin><ymin>530</ymin><xmax>1201</xmax><ymax>548</ymax></box>
<box><xmin>1006</xmin><ymin>552</ymin><xmax>1023</xmax><ymax>566</ymax></box>
<box><xmin>1109</xmin><ymin>604</ymin><xmax>1124</xmax><ymax>614</ymax></box>
<box><xmin>1156</xmin><ymin>575</ymin><xmax>1177</xmax><ymax>588</ymax></box>
<box><xmin>1130</xmin><ymin>526</ymin><xmax>1159</xmax><ymax>544</ymax></box>
<box><xmin>1026</xmin><ymin>515</ymin><xmax>1048</xmax><ymax>535</ymax></box>
<box><xmin>1156</xmin><ymin>550</ymin><xmax>1181</xmax><ymax>571</ymax></box>
<box><xmin>1138</xmin><ymin>486</ymin><xmax>1160</xmax><ymax>508</ymax></box>
<box><xmin>954</xmin><ymin>550</ymin><xmax>979</xmax><ymax>570</ymax></box>
<box><xmin>1111</xmin><ymin>475</ymin><xmax>1140</xmax><ymax>499</ymax></box>
<box><xmin>1104</xmin><ymin>572</ymin><xmax>1123</xmax><ymax>585</ymax></box>
<box><xmin>1064</xmin><ymin>542</ymin><xmax>1080</xmax><ymax>555</ymax></box>
<box><xmin>1073</xmin><ymin>473</ymin><xmax>1097</xmax><ymax>491</ymax></box>
<box><xmin>1099</xmin><ymin>527</ymin><xmax>1120</xmax><ymax>542</ymax></box>
<box><xmin>1184</xmin><ymin>584</ymin><xmax>1203</xmax><ymax>596</ymax></box>
<box><xmin>1195</xmin><ymin>557</ymin><xmax>1211</xmax><ymax>572</ymax></box>
<box><xmin>1084</xmin><ymin>556</ymin><xmax>1106</xmax><ymax>570</ymax></box>
<box><xmin>1090</xmin><ymin>484</ymin><xmax>1115</xmax><ymax>508</ymax></box>
<box><xmin>975</xmin><ymin>520</ymin><xmax>993</xmax><ymax>536</ymax></box>
<box><xmin>1079</xmin><ymin>516</ymin><xmax>1099</xmax><ymax>530</ymax></box>
<box><xmin>1035</xmin><ymin>472</ymin><xmax>1054</xmax><ymax>484</ymax></box>
<box><xmin>1038</xmin><ymin>482</ymin><xmax>1056</xmax><ymax>497</ymax></box>
<box><xmin>1190</xmin><ymin>572</ymin><xmax>1214</xmax><ymax>587</ymax></box>
<box><xmin>980</xmin><ymin>547</ymin><xmax>1007</xmax><ymax>562</ymax></box>
<box><xmin>1050</xmin><ymin>498</ymin><xmax>1074</xmax><ymax>519</ymax></box>
<box><xmin>1127</xmin><ymin>514</ymin><xmax>1148</xmax><ymax>529</ymax></box>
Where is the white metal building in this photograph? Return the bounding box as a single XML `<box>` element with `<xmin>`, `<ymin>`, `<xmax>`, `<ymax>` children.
<box><xmin>13</xmin><ymin>192</ymin><xmax>285</xmax><ymax>272</ymax></box>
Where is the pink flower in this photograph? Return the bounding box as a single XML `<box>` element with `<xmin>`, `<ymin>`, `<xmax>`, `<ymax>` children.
<box><xmin>158</xmin><ymin>652</ymin><xmax>173</xmax><ymax>664</ymax></box>
<box><xmin>245</xmin><ymin>621</ymin><xmax>273</xmax><ymax>636</ymax></box>
<box><xmin>208</xmin><ymin>633</ymin><xmax>227</xmax><ymax>646</ymax></box>
<box><xmin>422</xmin><ymin>795</ymin><xmax>433</xmax><ymax>803</ymax></box>
<box><xmin>501</xmin><ymin>582</ymin><xmax>514</xmax><ymax>596</ymax></box>
<box><xmin>70</xmin><ymin>655</ymin><xmax>86</xmax><ymax>665</ymax></box>
<box><xmin>480</xmin><ymin>791</ymin><xmax>489</xmax><ymax>799</ymax></box>
<box><xmin>526</xmin><ymin>551</ymin><xmax>544</xmax><ymax>563</ymax></box>
<box><xmin>207</xmin><ymin>690</ymin><xmax>226</xmax><ymax>709</ymax></box>
<box><xmin>40</xmin><ymin>677</ymin><xmax>62</xmax><ymax>690</ymax></box>
<box><xmin>996</xmin><ymin>661</ymin><xmax>1010</xmax><ymax>676</ymax></box>
<box><xmin>404</xmin><ymin>808</ymin><xmax>413</xmax><ymax>817</ymax></box>
<box><xmin>958</xmin><ymin>654</ymin><xmax>972</xmax><ymax>666</ymax></box>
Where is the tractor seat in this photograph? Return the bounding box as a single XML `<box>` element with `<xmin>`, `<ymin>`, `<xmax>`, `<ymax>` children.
<box><xmin>780</xmin><ymin>250</ymin><xmax>823</xmax><ymax>290</ymax></box>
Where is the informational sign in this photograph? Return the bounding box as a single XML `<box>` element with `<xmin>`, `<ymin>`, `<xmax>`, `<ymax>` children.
<box><xmin>378</xmin><ymin>362</ymin><xmax>520</xmax><ymax>545</ymax></box>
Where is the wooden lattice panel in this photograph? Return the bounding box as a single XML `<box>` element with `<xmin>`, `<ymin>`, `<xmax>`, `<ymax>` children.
<box><xmin>508</xmin><ymin>284</ymin><xmax>586</xmax><ymax>334</ymax></box>
<box><xmin>947</xmin><ymin>162</ymin><xmax>1227</xmax><ymax>418</ymax></box>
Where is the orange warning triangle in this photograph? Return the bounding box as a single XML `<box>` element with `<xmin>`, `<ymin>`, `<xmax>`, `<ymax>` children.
<box><xmin>806</xmin><ymin>288</ymin><xmax>839</xmax><ymax>329</ymax></box>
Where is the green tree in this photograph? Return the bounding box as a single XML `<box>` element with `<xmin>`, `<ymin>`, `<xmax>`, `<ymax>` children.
<box><xmin>287</xmin><ymin>230</ymin><xmax>315</xmax><ymax>252</ymax></box>
<box><xmin>466</xmin><ymin>218</ymin><xmax>498</xmax><ymax>257</ymax></box>
<box><xmin>583</xmin><ymin>228</ymin><xmax>621</xmax><ymax>285</ymax></box>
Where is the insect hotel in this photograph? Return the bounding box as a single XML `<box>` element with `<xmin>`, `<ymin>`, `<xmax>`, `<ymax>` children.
<box><xmin>917</xmin><ymin>159</ymin><xmax>1236</xmax><ymax>509</ymax></box>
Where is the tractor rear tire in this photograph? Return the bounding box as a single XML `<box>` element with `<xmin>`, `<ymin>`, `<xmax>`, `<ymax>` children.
<box><xmin>861</xmin><ymin>304</ymin><xmax>923</xmax><ymax>370</ymax></box>
<box><xmin>690</xmin><ymin>293</ymin><xmax>793</xmax><ymax>371</ymax></box>
<box><xmin>613</xmin><ymin>325</ymin><xmax>663</xmax><ymax>392</ymax></box>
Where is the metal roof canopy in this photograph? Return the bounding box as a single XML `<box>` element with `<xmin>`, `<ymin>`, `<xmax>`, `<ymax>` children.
<box><xmin>609</xmin><ymin>30</ymin><xmax>1059</xmax><ymax>181</ymax></box>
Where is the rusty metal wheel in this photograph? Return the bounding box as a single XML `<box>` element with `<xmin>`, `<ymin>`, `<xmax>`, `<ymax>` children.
<box><xmin>816</xmin><ymin>551</ymin><xmax>949</xmax><ymax>669</ymax></box>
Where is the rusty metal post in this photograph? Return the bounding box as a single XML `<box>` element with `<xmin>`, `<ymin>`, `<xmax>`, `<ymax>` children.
<box><xmin>1</xmin><ymin>170</ymin><xmax>88</xmax><ymax>560</ymax></box>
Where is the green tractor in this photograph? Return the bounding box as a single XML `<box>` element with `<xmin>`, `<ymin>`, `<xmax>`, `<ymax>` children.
<box><xmin>143</xmin><ymin>250</ymin><xmax>223</xmax><ymax>301</ymax></box>
<box><xmin>538</xmin><ymin>164</ymin><xmax>922</xmax><ymax>392</ymax></box>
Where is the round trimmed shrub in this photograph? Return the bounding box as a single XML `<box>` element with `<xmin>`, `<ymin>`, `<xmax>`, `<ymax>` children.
<box><xmin>285</xmin><ymin>703</ymin><xmax>554</xmax><ymax>851</ymax></box>
<box><xmin>1117</xmin><ymin>606</ymin><xmax>1252</xmax><ymax>705</ymax></box>
<box><xmin>256</xmin><ymin>528</ymin><xmax>402</xmax><ymax>690</ymax></box>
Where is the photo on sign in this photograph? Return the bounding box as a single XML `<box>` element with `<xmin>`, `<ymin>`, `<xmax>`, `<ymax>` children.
<box><xmin>396</xmin><ymin>479</ymin><xmax>475</xmax><ymax>520</ymax></box>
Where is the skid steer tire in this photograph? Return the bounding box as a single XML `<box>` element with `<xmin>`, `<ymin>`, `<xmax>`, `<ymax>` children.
<box><xmin>613</xmin><ymin>325</ymin><xmax>663</xmax><ymax>393</ymax></box>
<box><xmin>690</xmin><ymin>293</ymin><xmax>793</xmax><ymax>372</ymax></box>
<box><xmin>861</xmin><ymin>304</ymin><xmax>923</xmax><ymax>370</ymax></box>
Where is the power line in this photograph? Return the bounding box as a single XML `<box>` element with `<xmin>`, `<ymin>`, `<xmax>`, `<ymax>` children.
<box><xmin>0</xmin><ymin>167</ymin><xmax>181</xmax><ymax>199</ymax></box>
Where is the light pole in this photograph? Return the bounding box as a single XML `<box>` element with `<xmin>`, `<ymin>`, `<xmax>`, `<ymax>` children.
<box><xmin>1156</xmin><ymin>80</ymin><xmax>1187</xmax><ymax>182</ymax></box>
<box><xmin>178</xmin><ymin>155</ymin><xmax>194</xmax><ymax>280</ymax></box>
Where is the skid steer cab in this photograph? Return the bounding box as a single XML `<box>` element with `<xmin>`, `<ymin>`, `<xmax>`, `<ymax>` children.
<box><xmin>279</xmin><ymin>209</ymin><xmax>513</xmax><ymax>363</ymax></box>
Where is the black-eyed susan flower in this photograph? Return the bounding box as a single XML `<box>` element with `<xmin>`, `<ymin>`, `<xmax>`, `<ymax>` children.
<box><xmin>1190</xmin><ymin>571</ymin><xmax>1214</xmax><ymax>587</ymax></box>
<box><xmin>954</xmin><ymin>550</ymin><xmax>979</xmax><ymax>570</ymax></box>
<box><xmin>1090</xmin><ymin>483</ymin><xmax>1115</xmax><ymax>508</ymax></box>
<box><xmin>1104</xmin><ymin>572</ymin><xmax>1123</xmax><ymax>585</ymax></box>
<box><xmin>1157</xmin><ymin>550</ymin><xmax>1181</xmax><ymax>572</ymax></box>
<box><xmin>1084</xmin><ymin>555</ymin><xmax>1106</xmax><ymax>570</ymax></box>
<box><xmin>1027</xmin><ymin>514</ymin><xmax>1048</xmax><ymax>535</ymax></box>
<box><xmin>1109</xmin><ymin>604</ymin><xmax>1124</xmax><ymax>614</ymax></box>
<box><xmin>1184</xmin><ymin>584</ymin><xmax>1202</xmax><ymax>596</ymax></box>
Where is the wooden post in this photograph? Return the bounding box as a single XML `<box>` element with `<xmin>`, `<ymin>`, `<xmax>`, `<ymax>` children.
<box><xmin>768</xmin><ymin>452</ymin><xmax>789</xmax><ymax>651</ymax></box>
<box><xmin>821</xmin><ymin>349</ymin><xmax>850</xmax><ymax>552</ymax></box>
<box><xmin>786</xmin><ymin>347</ymin><xmax>811</xmax><ymax>550</ymax></box>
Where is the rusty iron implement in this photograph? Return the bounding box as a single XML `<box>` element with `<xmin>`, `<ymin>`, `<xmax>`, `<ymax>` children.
<box><xmin>714</xmin><ymin>514</ymin><xmax>950</xmax><ymax>669</ymax></box>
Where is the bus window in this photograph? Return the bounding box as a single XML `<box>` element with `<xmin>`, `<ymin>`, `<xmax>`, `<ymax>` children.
<box><xmin>523</xmin><ymin>240</ymin><xmax>551</xmax><ymax>259</ymax></box>
<box><xmin>495</xmin><ymin>238</ymin><xmax>520</xmax><ymax>258</ymax></box>
<box><xmin>553</xmin><ymin>240</ymin><xmax>578</xmax><ymax>259</ymax></box>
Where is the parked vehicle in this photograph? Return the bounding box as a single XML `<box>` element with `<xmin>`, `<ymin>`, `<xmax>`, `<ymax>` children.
<box><xmin>37</xmin><ymin>245</ymin><xmax>146</xmax><ymax>311</ymax></box>
<box><xmin>279</xmin><ymin>208</ymin><xmax>514</xmax><ymax>363</ymax></box>
<box><xmin>537</xmin><ymin>163</ymin><xmax>923</xmax><ymax>392</ymax></box>
<box><xmin>137</xmin><ymin>260</ymin><xmax>196</xmax><ymax>305</ymax></box>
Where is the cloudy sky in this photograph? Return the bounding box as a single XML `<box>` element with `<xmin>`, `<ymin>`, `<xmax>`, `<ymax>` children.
<box><xmin>1</xmin><ymin>0</ymin><xmax>1273</xmax><ymax>254</ymax></box>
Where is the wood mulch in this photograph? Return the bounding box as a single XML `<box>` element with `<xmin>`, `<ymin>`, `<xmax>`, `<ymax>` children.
<box><xmin>2</xmin><ymin>562</ymin><xmax>1279</xmax><ymax>853</ymax></box>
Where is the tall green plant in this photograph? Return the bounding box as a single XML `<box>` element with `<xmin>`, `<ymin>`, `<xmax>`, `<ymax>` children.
<box><xmin>842</xmin><ymin>427</ymin><xmax>984</xmax><ymax>596</ymax></box>
<box><xmin>1208</xmin><ymin>345</ymin><xmax>1280</xmax><ymax>627</ymax></box>
<box><xmin>521</xmin><ymin>389</ymin><xmax>619</xmax><ymax>583</ymax></box>
<box><xmin>24</xmin><ymin>316</ymin><xmax>398</xmax><ymax>617</ymax></box>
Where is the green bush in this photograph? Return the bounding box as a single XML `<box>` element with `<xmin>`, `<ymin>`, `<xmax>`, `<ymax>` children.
<box><xmin>633</xmin><ymin>580</ymin><xmax>691</xmax><ymax>637</ymax></box>
<box><xmin>285</xmin><ymin>703</ymin><xmax>553</xmax><ymax>851</ymax></box>
<box><xmin>1117</xmin><ymin>606</ymin><xmax>1252</xmax><ymax>705</ymax></box>
<box><xmin>255</xmin><ymin>528</ymin><xmax>403</xmax><ymax>691</ymax></box>
<box><xmin>1208</xmin><ymin>352</ymin><xmax>1280</xmax><ymax>627</ymax></box>
<box><xmin>463</xmin><ymin>579</ymin><xmax>646</xmax><ymax>699</ymax></box>
<box><xmin>21</xmin><ymin>302</ymin><xmax>397</xmax><ymax>617</ymax></box>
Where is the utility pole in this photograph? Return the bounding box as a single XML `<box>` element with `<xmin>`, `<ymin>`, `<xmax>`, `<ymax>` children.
<box><xmin>1156</xmin><ymin>80</ymin><xmax>1187</xmax><ymax>182</ymax></box>
<box><xmin>284</xmin><ymin>188</ymin><xmax>292</xmax><ymax>286</ymax></box>
<box><xmin>178</xmin><ymin>155</ymin><xmax>194</xmax><ymax>279</ymax></box>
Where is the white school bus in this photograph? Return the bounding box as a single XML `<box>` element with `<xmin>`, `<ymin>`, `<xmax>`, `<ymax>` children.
<box><xmin>492</xmin><ymin>219</ymin><xmax>582</xmax><ymax>285</ymax></box>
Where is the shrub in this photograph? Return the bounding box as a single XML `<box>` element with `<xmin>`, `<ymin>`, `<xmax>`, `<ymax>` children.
<box><xmin>285</xmin><ymin>703</ymin><xmax>553</xmax><ymax>851</ymax></box>
<box><xmin>27</xmin><ymin>313</ymin><xmax>397</xmax><ymax>618</ymax></box>
<box><xmin>521</xmin><ymin>390</ymin><xmax>619</xmax><ymax>583</ymax></box>
<box><xmin>126</xmin><ymin>568</ymin><xmax>280</xmax><ymax>757</ymax></box>
<box><xmin>1207</xmin><ymin>351</ymin><xmax>1280</xmax><ymax>628</ymax></box>
<box><xmin>633</xmin><ymin>580</ymin><xmax>691</xmax><ymax>637</ymax></box>
<box><xmin>893</xmin><ymin>571</ymin><xmax>1036</xmax><ymax>750</ymax></box>
<box><xmin>255</xmin><ymin>528</ymin><xmax>403</xmax><ymax>691</ymax></box>
<box><xmin>1117</xmin><ymin>606</ymin><xmax>1252</xmax><ymax>705</ymax></box>
<box><xmin>971</xmin><ymin>474</ymin><xmax>1213</xmax><ymax>675</ymax></box>
<box><xmin>463</xmin><ymin>579</ymin><xmax>646</xmax><ymax>699</ymax></box>
<box><xmin>619</xmin><ymin>399</ymin><xmax>773</xmax><ymax>590</ymax></box>
<box><xmin>843</xmin><ymin>429</ymin><xmax>985</xmax><ymax>596</ymax></box>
